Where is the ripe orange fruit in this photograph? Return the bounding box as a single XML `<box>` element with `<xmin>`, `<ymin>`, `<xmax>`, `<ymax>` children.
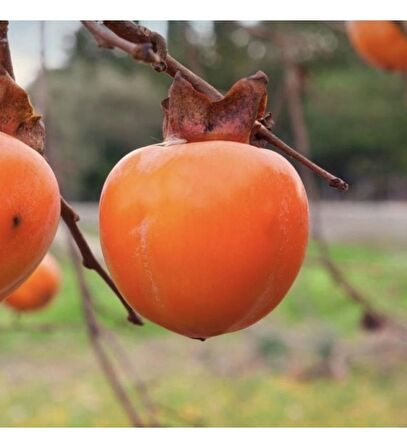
<box><xmin>347</xmin><ymin>21</ymin><xmax>407</xmax><ymax>71</ymax></box>
<box><xmin>0</xmin><ymin>131</ymin><xmax>61</xmax><ymax>300</ymax></box>
<box><xmin>99</xmin><ymin>141</ymin><xmax>309</xmax><ymax>339</ymax></box>
<box><xmin>4</xmin><ymin>253</ymin><xmax>61</xmax><ymax>312</ymax></box>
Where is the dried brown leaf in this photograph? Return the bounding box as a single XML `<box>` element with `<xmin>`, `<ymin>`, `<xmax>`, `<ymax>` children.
<box><xmin>0</xmin><ymin>67</ymin><xmax>45</xmax><ymax>153</ymax></box>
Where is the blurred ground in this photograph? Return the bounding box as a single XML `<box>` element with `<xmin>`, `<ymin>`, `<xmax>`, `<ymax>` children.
<box><xmin>0</xmin><ymin>330</ymin><xmax>406</xmax><ymax>426</ymax></box>
<box><xmin>1</xmin><ymin>216</ymin><xmax>406</xmax><ymax>426</ymax></box>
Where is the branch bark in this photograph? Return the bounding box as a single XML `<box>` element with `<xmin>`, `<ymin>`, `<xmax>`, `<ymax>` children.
<box><xmin>85</xmin><ymin>21</ymin><xmax>348</xmax><ymax>191</ymax></box>
<box><xmin>101</xmin><ymin>328</ymin><xmax>160</xmax><ymax>426</ymax></box>
<box><xmin>82</xmin><ymin>21</ymin><xmax>160</xmax><ymax>64</ymax></box>
<box><xmin>68</xmin><ymin>238</ymin><xmax>145</xmax><ymax>427</ymax></box>
<box><xmin>61</xmin><ymin>198</ymin><xmax>143</xmax><ymax>326</ymax></box>
<box><xmin>0</xmin><ymin>21</ymin><xmax>15</xmax><ymax>79</ymax></box>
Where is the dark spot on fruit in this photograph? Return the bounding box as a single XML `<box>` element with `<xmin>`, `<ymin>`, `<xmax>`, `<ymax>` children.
<box><xmin>12</xmin><ymin>215</ymin><xmax>22</xmax><ymax>228</ymax></box>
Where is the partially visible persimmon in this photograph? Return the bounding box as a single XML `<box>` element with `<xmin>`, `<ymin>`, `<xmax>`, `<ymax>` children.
<box><xmin>0</xmin><ymin>131</ymin><xmax>61</xmax><ymax>300</ymax></box>
<box><xmin>347</xmin><ymin>21</ymin><xmax>407</xmax><ymax>71</ymax></box>
<box><xmin>4</xmin><ymin>253</ymin><xmax>61</xmax><ymax>312</ymax></box>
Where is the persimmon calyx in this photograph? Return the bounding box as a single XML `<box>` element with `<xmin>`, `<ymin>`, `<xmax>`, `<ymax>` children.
<box><xmin>0</xmin><ymin>66</ymin><xmax>45</xmax><ymax>153</ymax></box>
<box><xmin>162</xmin><ymin>71</ymin><xmax>269</xmax><ymax>144</ymax></box>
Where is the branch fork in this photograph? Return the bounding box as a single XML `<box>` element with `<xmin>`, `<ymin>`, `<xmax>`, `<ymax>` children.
<box><xmin>92</xmin><ymin>20</ymin><xmax>349</xmax><ymax>192</ymax></box>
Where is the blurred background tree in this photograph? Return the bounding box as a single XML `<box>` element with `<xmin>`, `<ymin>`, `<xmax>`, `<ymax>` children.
<box><xmin>30</xmin><ymin>21</ymin><xmax>407</xmax><ymax>201</ymax></box>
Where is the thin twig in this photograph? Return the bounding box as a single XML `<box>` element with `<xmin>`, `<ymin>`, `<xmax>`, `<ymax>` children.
<box><xmin>96</xmin><ymin>20</ymin><xmax>348</xmax><ymax>191</ymax></box>
<box><xmin>100</xmin><ymin>327</ymin><xmax>205</xmax><ymax>427</ymax></box>
<box><xmin>82</xmin><ymin>21</ymin><xmax>160</xmax><ymax>64</ymax></box>
<box><xmin>101</xmin><ymin>327</ymin><xmax>161</xmax><ymax>426</ymax></box>
<box><xmin>257</xmin><ymin>127</ymin><xmax>348</xmax><ymax>190</ymax></box>
<box><xmin>68</xmin><ymin>237</ymin><xmax>145</xmax><ymax>427</ymax></box>
<box><xmin>60</xmin><ymin>197</ymin><xmax>143</xmax><ymax>326</ymax></box>
<box><xmin>0</xmin><ymin>21</ymin><xmax>15</xmax><ymax>79</ymax></box>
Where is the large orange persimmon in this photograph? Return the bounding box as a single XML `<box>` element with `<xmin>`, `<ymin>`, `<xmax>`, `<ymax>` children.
<box><xmin>99</xmin><ymin>72</ymin><xmax>309</xmax><ymax>339</ymax></box>
<box><xmin>0</xmin><ymin>132</ymin><xmax>61</xmax><ymax>300</ymax></box>
<box><xmin>347</xmin><ymin>21</ymin><xmax>407</xmax><ymax>71</ymax></box>
<box><xmin>4</xmin><ymin>253</ymin><xmax>61</xmax><ymax>312</ymax></box>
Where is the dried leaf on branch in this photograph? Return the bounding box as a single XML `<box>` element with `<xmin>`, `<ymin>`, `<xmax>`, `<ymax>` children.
<box><xmin>0</xmin><ymin>68</ymin><xmax>45</xmax><ymax>152</ymax></box>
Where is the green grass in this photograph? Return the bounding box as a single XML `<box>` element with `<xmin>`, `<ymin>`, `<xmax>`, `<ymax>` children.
<box><xmin>0</xmin><ymin>241</ymin><xmax>406</xmax><ymax>426</ymax></box>
<box><xmin>2</xmin><ymin>241</ymin><xmax>406</xmax><ymax>337</ymax></box>
<box><xmin>153</xmin><ymin>369</ymin><xmax>407</xmax><ymax>427</ymax></box>
<box><xmin>0</xmin><ymin>335</ymin><xmax>405</xmax><ymax>427</ymax></box>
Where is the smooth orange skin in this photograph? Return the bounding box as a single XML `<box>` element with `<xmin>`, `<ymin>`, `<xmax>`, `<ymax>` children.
<box><xmin>0</xmin><ymin>132</ymin><xmax>61</xmax><ymax>300</ymax></box>
<box><xmin>347</xmin><ymin>21</ymin><xmax>407</xmax><ymax>71</ymax></box>
<box><xmin>4</xmin><ymin>253</ymin><xmax>61</xmax><ymax>312</ymax></box>
<box><xmin>99</xmin><ymin>141</ymin><xmax>309</xmax><ymax>339</ymax></box>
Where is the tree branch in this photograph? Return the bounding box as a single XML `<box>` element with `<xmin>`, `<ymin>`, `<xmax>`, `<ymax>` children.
<box><xmin>61</xmin><ymin>197</ymin><xmax>143</xmax><ymax>326</ymax></box>
<box><xmin>96</xmin><ymin>20</ymin><xmax>348</xmax><ymax>191</ymax></box>
<box><xmin>101</xmin><ymin>326</ymin><xmax>205</xmax><ymax>426</ymax></box>
<box><xmin>68</xmin><ymin>237</ymin><xmax>145</xmax><ymax>427</ymax></box>
<box><xmin>257</xmin><ymin>127</ymin><xmax>348</xmax><ymax>190</ymax></box>
<box><xmin>82</xmin><ymin>21</ymin><xmax>160</xmax><ymax>65</ymax></box>
<box><xmin>101</xmin><ymin>328</ymin><xmax>161</xmax><ymax>426</ymax></box>
<box><xmin>0</xmin><ymin>21</ymin><xmax>15</xmax><ymax>79</ymax></box>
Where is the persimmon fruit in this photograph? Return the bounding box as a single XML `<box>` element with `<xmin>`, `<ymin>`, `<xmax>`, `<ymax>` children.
<box><xmin>0</xmin><ymin>131</ymin><xmax>61</xmax><ymax>300</ymax></box>
<box><xmin>347</xmin><ymin>21</ymin><xmax>407</xmax><ymax>71</ymax></box>
<box><xmin>100</xmin><ymin>141</ymin><xmax>309</xmax><ymax>339</ymax></box>
<box><xmin>4</xmin><ymin>253</ymin><xmax>61</xmax><ymax>312</ymax></box>
<box><xmin>100</xmin><ymin>72</ymin><xmax>309</xmax><ymax>339</ymax></box>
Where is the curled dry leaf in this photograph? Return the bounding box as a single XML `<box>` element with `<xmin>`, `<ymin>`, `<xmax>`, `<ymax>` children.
<box><xmin>162</xmin><ymin>71</ymin><xmax>268</xmax><ymax>143</ymax></box>
<box><xmin>0</xmin><ymin>67</ymin><xmax>45</xmax><ymax>153</ymax></box>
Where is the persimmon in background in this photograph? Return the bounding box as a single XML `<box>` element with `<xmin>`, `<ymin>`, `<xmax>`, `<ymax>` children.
<box><xmin>0</xmin><ymin>132</ymin><xmax>61</xmax><ymax>300</ymax></box>
<box><xmin>347</xmin><ymin>21</ymin><xmax>407</xmax><ymax>72</ymax></box>
<box><xmin>4</xmin><ymin>253</ymin><xmax>61</xmax><ymax>312</ymax></box>
<box><xmin>100</xmin><ymin>73</ymin><xmax>309</xmax><ymax>340</ymax></box>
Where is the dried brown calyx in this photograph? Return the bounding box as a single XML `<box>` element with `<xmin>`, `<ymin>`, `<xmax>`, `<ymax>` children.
<box><xmin>162</xmin><ymin>71</ymin><xmax>269</xmax><ymax>144</ymax></box>
<box><xmin>0</xmin><ymin>67</ymin><xmax>45</xmax><ymax>153</ymax></box>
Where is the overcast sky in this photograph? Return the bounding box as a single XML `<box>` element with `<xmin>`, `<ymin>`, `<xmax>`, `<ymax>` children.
<box><xmin>7</xmin><ymin>21</ymin><xmax>168</xmax><ymax>87</ymax></box>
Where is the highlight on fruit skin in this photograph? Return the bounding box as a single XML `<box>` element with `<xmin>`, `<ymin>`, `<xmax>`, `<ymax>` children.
<box><xmin>347</xmin><ymin>21</ymin><xmax>407</xmax><ymax>72</ymax></box>
<box><xmin>0</xmin><ymin>131</ymin><xmax>61</xmax><ymax>300</ymax></box>
<box><xmin>4</xmin><ymin>253</ymin><xmax>61</xmax><ymax>312</ymax></box>
<box><xmin>99</xmin><ymin>140</ymin><xmax>309</xmax><ymax>340</ymax></box>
